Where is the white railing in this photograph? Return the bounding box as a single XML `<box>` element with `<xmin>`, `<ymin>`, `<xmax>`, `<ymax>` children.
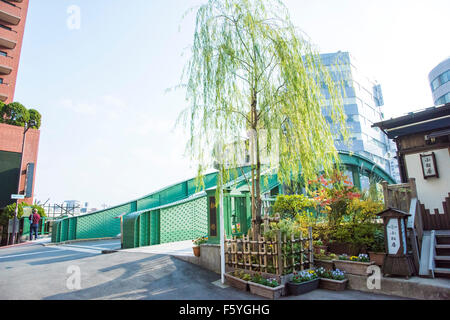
<box><xmin>429</xmin><ymin>230</ymin><xmax>436</xmax><ymax>278</ymax></box>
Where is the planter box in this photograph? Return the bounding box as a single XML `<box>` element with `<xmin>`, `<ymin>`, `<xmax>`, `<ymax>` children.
<box><xmin>224</xmin><ymin>273</ymin><xmax>248</xmax><ymax>292</ymax></box>
<box><xmin>286</xmin><ymin>278</ymin><xmax>319</xmax><ymax>296</ymax></box>
<box><xmin>368</xmin><ymin>252</ymin><xmax>386</xmax><ymax>266</ymax></box>
<box><xmin>248</xmin><ymin>281</ymin><xmax>285</xmax><ymax>300</ymax></box>
<box><xmin>225</xmin><ymin>267</ymin><xmax>294</xmax><ymax>296</ymax></box>
<box><xmin>333</xmin><ymin>260</ymin><xmax>374</xmax><ymax>276</ymax></box>
<box><xmin>319</xmin><ymin>278</ymin><xmax>348</xmax><ymax>291</ymax></box>
<box><xmin>314</xmin><ymin>259</ymin><xmax>334</xmax><ymax>271</ymax></box>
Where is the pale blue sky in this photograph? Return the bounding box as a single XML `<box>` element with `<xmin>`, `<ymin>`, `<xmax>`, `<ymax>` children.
<box><xmin>14</xmin><ymin>0</ymin><xmax>450</xmax><ymax>208</ymax></box>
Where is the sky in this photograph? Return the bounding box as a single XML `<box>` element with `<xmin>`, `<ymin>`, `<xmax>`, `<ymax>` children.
<box><xmin>14</xmin><ymin>0</ymin><xmax>450</xmax><ymax>209</ymax></box>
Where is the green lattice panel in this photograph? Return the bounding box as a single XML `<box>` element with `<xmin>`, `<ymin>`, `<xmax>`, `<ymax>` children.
<box><xmin>75</xmin><ymin>203</ymin><xmax>134</xmax><ymax>240</ymax></box>
<box><xmin>160</xmin><ymin>196</ymin><xmax>208</xmax><ymax>244</ymax></box>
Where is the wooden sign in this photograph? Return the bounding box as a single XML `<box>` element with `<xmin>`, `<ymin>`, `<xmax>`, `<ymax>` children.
<box><xmin>420</xmin><ymin>152</ymin><xmax>439</xmax><ymax>179</ymax></box>
<box><xmin>386</xmin><ymin>219</ymin><xmax>400</xmax><ymax>255</ymax></box>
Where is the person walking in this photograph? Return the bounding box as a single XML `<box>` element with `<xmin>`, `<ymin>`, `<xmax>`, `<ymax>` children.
<box><xmin>29</xmin><ymin>209</ymin><xmax>41</xmax><ymax>241</ymax></box>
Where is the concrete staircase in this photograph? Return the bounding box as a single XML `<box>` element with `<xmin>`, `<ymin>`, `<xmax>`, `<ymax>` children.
<box><xmin>434</xmin><ymin>231</ymin><xmax>450</xmax><ymax>277</ymax></box>
<box><xmin>420</xmin><ymin>230</ymin><xmax>450</xmax><ymax>278</ymax></box>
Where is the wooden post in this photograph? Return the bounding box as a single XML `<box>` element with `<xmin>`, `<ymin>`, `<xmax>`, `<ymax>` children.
<box><xmin>276</xmin><ymin>230</ymin><xmax>283</xmax><ymax>276</ymax></box>
<box><xmin>300</xmin><ymin>230</ymin><xmax>304</xmax><ymax>271</ymax></box>
<box><xmin>382</xmin><ymin>181</ymin><xmax>389</xmax><ymax>209</ymax></box>
<box><xmin>310</xmin><ymin>228</ymin><xmax>313</xmax><ymax>269</ymax></box>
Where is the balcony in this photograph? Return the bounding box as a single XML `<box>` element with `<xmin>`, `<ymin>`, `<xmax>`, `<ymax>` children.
<box><xmin>0</xmin><ymin>1</ymin><xmax>21</xmax><ymax>25</ymax></box>
<box><xmin>0</xmin><ymin>82</ymin><xmax>9</xmax><ymax>102</ymax></box>
<box><xmin>0</xmin><ymin>25</ymin><xmax>16</xmax><ymax>48</ymax></box>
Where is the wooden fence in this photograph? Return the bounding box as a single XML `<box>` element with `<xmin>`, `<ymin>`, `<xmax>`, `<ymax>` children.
<box><xmin>225</xmin><ymin>226</ymin><xmax>314</xmax><ymax>276</ymax></box>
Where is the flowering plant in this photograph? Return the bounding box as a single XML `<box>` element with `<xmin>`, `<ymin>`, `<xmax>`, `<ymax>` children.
<box><xmin>338</xmin><ymin>254</ymin><xmax>349</xmax><ymax>260</ymax></box>
<box><xmin>316</xmin><ymin>267</ymin><xmax>346</xmax><ymax>280</ymax></box>
<box><xmin>349</xmin><ymin>254</ymin><xmax>369</xmax><ymax>262</ymax></box>
<box><xmin>251</xmin><ymin>273</ymin><xmax>279</xmax><ymax>287</ymax></box>
<box><xmin>291</xmin><ymin>270</ymin><xmax>318</xmax><ymax>283</ymax></box>
<box><xmin>192</xmin><ymin>236</ymin><xmax>208</xmax><ymax>246</ymax></box>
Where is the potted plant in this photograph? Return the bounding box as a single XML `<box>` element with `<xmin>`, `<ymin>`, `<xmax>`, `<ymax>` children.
<box><xmin>192</xmin><ymin>236</ymin><xmax>208</xmax><ymax>257</ymax></box>
<box><xmin>286</xmin><ymin>270</ymin><xmax>319</xmax><ymax>295</ymax></box>
<box><xmin>368</xmin><ymin>229</ymin><xmax>386</xmax><ymax>267</ymax></box>
<box><xmin>248</xmin><ymin>273</ymin><xmax>285</xmax><ymax>300</ymax></box>
<box><xmin>314</xmin><ymin>239</ymin><xmax>328</xmax><ymax>254</ymax></box>
<box><xmin>333</xmin><ymin>254</ymin><xmax>374</xmax><ymax>276</ymax></box>
<box><xmin>224</xmin><ymin>270</ymin><xmax>251</xmax><ymax>292</ymax></box>
<box><xmin>316</xmin><ymin>267</ymin><xmax>348</xmax><ymax>291</ymax></box>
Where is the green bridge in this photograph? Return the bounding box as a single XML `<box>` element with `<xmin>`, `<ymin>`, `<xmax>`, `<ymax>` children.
<box><xmin>51</xmin><ymin>152</ymin><xmax>396</xmax><ymax>248</ymax></box>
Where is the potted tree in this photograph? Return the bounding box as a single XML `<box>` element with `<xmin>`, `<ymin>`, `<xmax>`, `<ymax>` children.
<box><xmin>333</xmin><ymin>254</ymin><xmax>374</xmax><ymax>276</ymax></box>
<box><xmin>316</xmin><ymin>267</ymin><xmax>348</xmax><ymax>291</ymax></box>
<box><xmin>192</xmin><ymin>236</ymin><xmax>208</xmax><ymax>257</ymax></box>
<box><xmin>286</xmin><ymin>270</ymin><xmax>319</xmax><ymax>295</ymax></box>
<box><xmin>368</xmin><ymin>229</ymin><xmax>386</xmax><ymax>267</ymax></box>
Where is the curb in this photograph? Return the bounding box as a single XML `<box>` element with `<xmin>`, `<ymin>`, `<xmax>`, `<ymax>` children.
<box><xmin>43</xmin><ymin>237</ymin><xmax>120</xmax><ymax>247</ymax></box>
<box><xmin>346</xmin><ymin>274</ymin><xmax>450</xmax><ymax>300</ymax></box>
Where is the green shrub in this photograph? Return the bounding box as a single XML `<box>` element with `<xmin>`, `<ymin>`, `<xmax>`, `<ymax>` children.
<box><xmin>28</xmin><ymin>109</ymin><xmax>42</xmax><ymax>129</ymax></box>
<box><xmin>1</xmin><ymin>102</ymin><xmax>29</xmax><ymax>127</ymax></box>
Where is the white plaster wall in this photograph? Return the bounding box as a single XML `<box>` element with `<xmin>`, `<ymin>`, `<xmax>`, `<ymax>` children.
<box><xmin>405</xmin><ymin>148</ymin><xmax>450</xmax><ymax>214</ymax></box>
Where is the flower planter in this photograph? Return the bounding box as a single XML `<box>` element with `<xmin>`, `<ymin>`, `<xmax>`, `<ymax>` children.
<box><xmin>319</xmin><ymin>278</ymin><xmax>348</xmax><ymax>291</ymax></box>
<box><xmin>314</xmin><ymin>259</ymin><xmax>334</xmax><ymax>271</ymax></box>
<box><xmin>333</xmin><ymin>260</ymin><xmax>374</xmax><ymax>276</ymax></box>
<box><xmin>248</xmin><ymin>281</ymin><xmax>285</xmax><ymax>300</ymax></box>
<box><xmin>314</xmin><ymin>245</ymin><xmax>328</xmax><ymax>255</ymax></box>
<box><xmin>192</xmin><ymin>246</ymin><xmax>200</xmax><ymax>257</ymax></box>
<box><xmin>368</xmin><ymin>252</ymin><xmax>386</xmax><ymax>266</ymax></box>
<box><xmin>224</xmin><ymin>273</ymin><xmax>249</xmax><ymax>292</ymax></box>
<box><xmin>286</xmin><ymin>278</ymin><xmax>319</xmax><ymax>296</ymax></box>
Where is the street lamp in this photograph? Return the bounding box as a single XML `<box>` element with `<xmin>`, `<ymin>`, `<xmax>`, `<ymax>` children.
<box><xmin>10</xmin><ymin>120</ymin><xmax>36</xmax><ymax>245</ymax></box>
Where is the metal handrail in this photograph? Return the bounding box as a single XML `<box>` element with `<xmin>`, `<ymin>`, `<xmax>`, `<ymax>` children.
<box><xmin>429</xmin><ymin>230</ymin><xmax>436</xmax><ymax>278</ymax></box>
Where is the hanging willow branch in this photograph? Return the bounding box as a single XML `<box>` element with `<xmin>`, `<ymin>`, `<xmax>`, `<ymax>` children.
<box><xmin>178</xmin><ymin>0</ymin><xmax>349</xmax><ymax>238</ymax></box>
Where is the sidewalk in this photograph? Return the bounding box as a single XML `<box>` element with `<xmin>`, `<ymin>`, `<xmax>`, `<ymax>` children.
<box><xmin>0</xmin><ymin>237</ymin><xmax>51</xmax><ymax>250</ymax></box>
<box><xmin>121</xmin><ymin>240</ymin><xmax>193</xmax><ymax>256</ymax></box>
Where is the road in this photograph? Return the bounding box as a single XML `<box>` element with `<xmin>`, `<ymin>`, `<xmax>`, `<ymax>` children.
<box><xmin>0</xmin><ymin>239</ymin><xmax>406</xmax><ymax>300</ymax></box>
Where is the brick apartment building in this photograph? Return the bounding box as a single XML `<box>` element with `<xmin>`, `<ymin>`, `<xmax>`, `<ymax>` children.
<box><xmin>0</xmin><ymin>0</ymin><xmax>36</xmax><ymax>209</ymax></box>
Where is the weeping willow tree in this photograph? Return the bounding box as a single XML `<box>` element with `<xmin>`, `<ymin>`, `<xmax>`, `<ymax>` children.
<box><xmin>179</xmin><ymin>0</ymin><xmax>348</xmax><ymax>239</ymax></box>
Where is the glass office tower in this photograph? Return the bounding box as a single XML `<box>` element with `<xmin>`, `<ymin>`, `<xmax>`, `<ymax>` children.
<box><xmin>319</xmin><ymin>51</ymin><xmax>400</xmax><ymax>186</ymax></box>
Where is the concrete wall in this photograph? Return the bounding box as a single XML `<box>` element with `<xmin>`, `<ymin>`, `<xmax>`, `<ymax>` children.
<box><xmin>405</xmin><ymin>147</ymin><xmax>450</xmax><ymax>213</ymax></box>
<box><xmin>174</xmin><ymin>244</ymin><xmax>221</xmax><ymax>274</ymax></box>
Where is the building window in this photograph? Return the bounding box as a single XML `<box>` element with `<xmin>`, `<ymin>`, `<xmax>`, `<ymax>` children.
<box><xmin>0</xmin><ymin>78</ymin><xmax>3</xmax><ymax>84</ymax></box>
<box><xmin>0</xmin><ymin>51</ymin><xmax>6</xmax><ymax>57</ymax></box>
<box><xmin>431</xmin><ymin>70</ymin><xmax>450</xmax><ymax>92</ymax></box>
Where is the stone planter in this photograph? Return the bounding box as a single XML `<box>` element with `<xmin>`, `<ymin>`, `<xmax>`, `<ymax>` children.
<box><xmin>333</xmin><ymin>260</ymin><xmax>374</xmax><ymax>276</ymax></box>
<box><xmin>314</xmin><ymin>259</ymin><xmax>334</xmax><ymax>271</ymax></box>
<box><xmin>286</xmin><ymin>278</ymin><xmax>319</xmax><ymax>296</ymax></box>
<box><xmin>368</xmin><ymin>252</ymin><xmax>386</xmax><ymax>266</ymax></box>
<box><xmin>319</xmin><ymin>278</ymin><xmax>348</xmax><ymax>291</ymax></box>
<box><xmin>248</xmin><ymin>282</ymin><xmax>285</xmax><ymax>300</ymax></box>
<box><xmin>192</xmin><ymin>246</ymin><xmax>200</xmax><ymax>257</ymax></box>
<box><xmin>224</xmin><ymin>273</ymin><xmax>248</xmax><ymax>292</ymax></box>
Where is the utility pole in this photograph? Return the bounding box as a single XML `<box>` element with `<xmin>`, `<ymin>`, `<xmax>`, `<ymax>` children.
<box><xmin>10</xmin><ymin>121</ymin><xmax>34</xmax><ymax>245</ymax></box>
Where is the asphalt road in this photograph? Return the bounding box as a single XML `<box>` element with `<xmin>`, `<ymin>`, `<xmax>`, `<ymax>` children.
<box><xmin>0</xmin><ymin>239</ymin><xmax>406</xmax><ymax>300</ymax></box>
